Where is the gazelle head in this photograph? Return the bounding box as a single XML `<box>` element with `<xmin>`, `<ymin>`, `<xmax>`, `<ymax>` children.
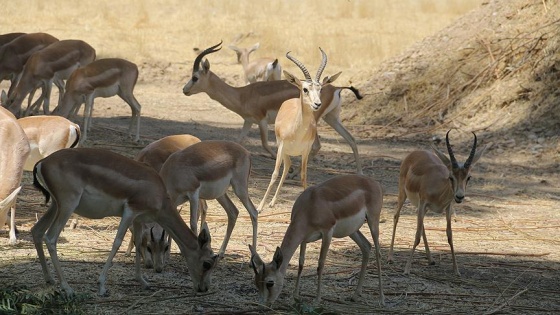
<box><xmin>229</xmin><ymin>42</ymin><xmax>260</xmax><ymax>65</ymax></box>
<box><xmin>431</xmin><ymin>130</ymin><xmax>488</xmax><ymax>203</ymax></box>
<box><xmin>184</xmin><ymin>222</ymin><xmax>219</xmax><ymax>292</ymax></box>
<box><xmin>283</xmin><ymin>48</ymin><xmax>333</xmax><ymax>112</ymax></box>
<box><xmin>249</xmin><ymin>245</ymin><xmax>284</xmax><ymax>306</ymax></box>
<box><xmin>143</xmin><ymin>225</ymin><xmax>170</xmax><ymax>273</ymax></box>
<box><xmin>183</xmin><ymin>41</ymin><xmax>222</xmax><ymax>96</ymax></box>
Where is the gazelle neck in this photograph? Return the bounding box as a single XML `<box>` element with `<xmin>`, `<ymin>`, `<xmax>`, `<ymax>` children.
<box><xmin>205</xmin><ymin>72</ymin><xmax>241</xmax><ymax>110</ymax></box>
<box><xmin>278</xmin><ymin>220</ymin><xmax>307</xmax><ymax>274</ymax></box>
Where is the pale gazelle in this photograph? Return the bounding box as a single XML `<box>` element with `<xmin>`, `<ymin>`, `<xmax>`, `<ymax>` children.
<box><xmin>159</xmin><ymin>140</ymin><xmax>259</xmax><ymax>257</ymax></box>
<box><xmin>51</xmin><ymin>58</ymin><xmax>142</xmax><ymax>143</ymax></box>
<box><xmin>183</xmin><ymin>42</ymin><xmax>363</xmax><ymax>174</ymax></box>
<box><xmin>125</xmin><ymin>134</ymin><xmax>207</xmax><ymax>272</ymax></box>
<box><xmin>0</xmin><ymin>106</ymin><xmax>30</xmax><ymax>245</ymax></box>
<box><xmin>4</xmin><ymin>39</ymin><xmax>96</xmax><ymax>117</ymax></box>
<box><xmin>32</xmin><ymin>148</ymin><xmax>218</xmax><ymax>296</ymax></box>
<box><xmin>249</xmin><ymin>174</ymin><xmax>385</xmax><ymax>306</ymax></box>
<box><xmin>388</xmin><ymin>130</ymin><xmax>488</xmax><ymax>276</ymax></box>
<box><xmin>258</xmin><ymin>48</ymin><xmax>337</xmax><ymax>211</ymax></box>
<box><xmin>17</xmin><ymin>115</ymin><xmax>81</xmax><ymax>171</ymax></box>
<box><xmin>0</xmin><ymin>33</ymin><xmax>59</xmax><ymax>96</ymax></box>
<box><xmin>229</xmin><ymin>43</ymin><xmax>282</xmax><ymax>84</ymax></box>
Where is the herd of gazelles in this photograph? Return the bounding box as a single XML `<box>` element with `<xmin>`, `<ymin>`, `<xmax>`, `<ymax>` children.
<box><xmin>0</xmin><ymin>33</ymin><xmax>489</xmax><ymax>307</ymax></box>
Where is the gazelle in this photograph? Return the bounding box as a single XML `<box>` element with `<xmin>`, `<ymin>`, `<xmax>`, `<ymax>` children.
<box><xmin>17</xmin><ymin>115</ymin><xmax>81</xmax><ymax>171</ymax></box>
<box><xmin>0</xmin><ymin>106</ymin><xmax>30</xmax><ymax>245</ymax></box>
<box><xmin>159</xmin><ymin>140</ymin><xmax>259</xmax><ymax>257</ymax></box>
<box><xmin>249</xmin><ymin>174</ymin><xmax>385</xmax><ymax>306</ymax></box>
<box><xmin>258</xmin><ymin>48</ymin><xmax>335</xmax><ymax>211</ymax></box>
<box><xmin>125</xmin><ymin>134</ymin><xmax>207</xmax><ymax>272</ymax></box>
<box><xmin>183</xmin><ymin>42</ymin><xmax>362</xmax><ymax>174</ymax></box>
<box><xmin>51</xmin><ymin>58</ymin><xmax>142</xmax><ymax>143</ymax></box>
<box><xmin>229</xmin><ymin>43</ymin><xmax>282</xmax><ymax>84</ymax></box>
<box><xmin>4</xmin><ymin>39</ymin><xmax>96</xmax><ymax>117</ymax></box>
<box><xmin>31</xmin><ymin>147</ymin><xmax>219</xmax><ymax>296</ymax></box>
<box><xmin>388</xmin><ymin>130</ymin><xmax>488</xmax><ymax>276</ymax></box>
<box><xmin>0</xmin><ymin>33</ymin><xmax>59</xmax><ymax>96</ymax></box>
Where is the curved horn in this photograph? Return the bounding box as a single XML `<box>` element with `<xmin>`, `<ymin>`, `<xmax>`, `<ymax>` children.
<box><xmin>150</xmin><ymin>226</ymin><xmax>155</xmax><ymax>242</ymax></box>
<box><xmin>286</xmin><ymin>51</ymin><xmax>311</xmax><ymax>81</ymax></box>
<box><xmin>315</xmin><ymin>47</ymin><xmax>328</xmax><ymax>82</ymax></box>
<box><xmin>446</xmin><ymin>130</ymin><xmax>459</xmax><ymax>169</ymax></box>
<box><xmin>193</xmin><ymin>41</ymin><xmax>223</xmax><ymax>73</ymax></box>
<box><xmin>160</xmin><ymin>229</ymin><xmax>166</xmax><ymax>242</ymax></box>
<box><xmin>464</xmin><ymin>132</ymin><xmax>478</xmax><ymax>169</ymax></box>
<box><xmin>262</xmin><ymin>262</ymin><xmax>265</xmax><ymax>275</ymax></box>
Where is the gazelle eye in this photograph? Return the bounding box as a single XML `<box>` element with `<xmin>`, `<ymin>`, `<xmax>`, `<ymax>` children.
<box><xmin>146</xmin><ymin>247</ymin><xmax>152</xmax><ymax>253</ymax></box>
<box><xmin>203</xmin><ymin>261</ymin><xmax>213</xmax><ymax>271</ymax></box>
<box><xmin>303</xmin><ymin>88</ymin><xmax>309</xmax><ymax>94</ymax></box>
<box><xmin>467</xmin><ymin>176</ymin><xmax>472</xmax><ymax>183</ymax></box>
<box><xmin>266</xmin><ymin>281</ymin><xmax>274</xmax><ymax>288</ymax></box>
<box><xmin>192</xmin><ymin>76</ymin><xmax>198</xmax><ymax>82</ymax></box>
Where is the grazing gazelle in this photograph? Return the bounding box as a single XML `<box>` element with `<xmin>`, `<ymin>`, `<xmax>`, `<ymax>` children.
<box><xmin>52</xmin><ymin>58</ymin><xmax>142</xmax><ymax>143</ymax></box>
<box><xmin>3</xmin><ymin>39</ymin><xmax>96</xmax><ymax>117</ymax></box>
<box><xmin>249</xmin><ymin>174</ymin><xmax>385</xmax><ymax>306</ymax></box>
<box><xmin>183</xmin><ymin>42</ymin><xmax>363</xmax><ymax>174</ymax></box>
<box><xmin>0</xmin><ymin>33</ymin><xmax>59</xmax><ymax>96</ymax></box>
<box><xmin>125</xmin><ymin>134</ymin><xmax>207</xmax><ymax>272</ymax></box>
<box><xmin>229</xmin><ymin>42</ymin><xmax>282</xmax><ymax>84</ymax></box>
<box><xmin>159</xmin><ymin>140</ymin><xmax>259</xmax><ymax>257</ymax></box>
<box><xmin>388</xmin><ymin>130</ymin><xmax>488</xmax><ymax>276</ymax></box>
<box><xmin>258</xmin><ymin>48</ymin><xmax>337</xmax><ymax>211</ymax></box>
<box><xmin>0</xmin><ymin>106</ymin><xmax>30</xmax><ymax>245</ymax></box>
<box><xmin>31</xmin><ymin>148</ymin><xmax>218</xmax><ymax>296</ymax></box>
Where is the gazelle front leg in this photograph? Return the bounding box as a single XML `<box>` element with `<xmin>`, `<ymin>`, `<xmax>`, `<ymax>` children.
<box><xmin>132</xmin><ymin>220</ymin><xmax>150</xmax><ymax>289</ymax></box>
<box><xmin>404</xmin><ymin>203</ymin><xmax>428</xmax><ymax>274</ymax></box>
<box><xmin>315</xmin><ymin>229</ymin><xmax>334</xmax><ymax>304</ymax></box>
<box><xmin>446</xmin><ymin>205</ymin><xmax>461</xmax><ymax>276</ymax></box>
<box><xmin>98</xmin><ymin>209</ymin><xmax>138</xmax><ymax>296</ymax></box>
<box><xmin>257</xmin><ymin>119</ymin><xmax>275</xmax><ymax>158</ymax></box>
<box><xmin>293</xmin><ymin>242</ymin><xmax>307</xmax><ymax>299</ymax></box>
<box><xmin>270</xmin><ymin>154</ymin><xmax>292</xmax><ymax>207</ymax></box>
<box><xmin>258</xmin><ymin>143</ymin><xmax>285</xmax><ymax>211</ymax></box>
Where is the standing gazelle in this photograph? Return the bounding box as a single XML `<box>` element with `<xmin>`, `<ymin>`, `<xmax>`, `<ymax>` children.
<box><xmin>388</xmin><ymin>130</ymin><xmax>488</xmax><ymax>276</ymax></box>
<box><xmin>249</xmin><ymin>175</ymin><xmax>385</xmax><ymax>306</ymax></box>
<box><xmin>31</xmin><ymin>148</ymin><xmax>218</xmax><ymax>296</ymax></box>
<box><xmin>228</xmin><ymin>43</ymin><xmax>282</xmax><ymax>84</ymax></box>
<box><xmin>258</xmin><ymin>48</ymin><xmax>336</xmax><ymax>211</ymax></box>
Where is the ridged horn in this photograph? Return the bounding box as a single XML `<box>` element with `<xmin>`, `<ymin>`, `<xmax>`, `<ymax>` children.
<box><xmin>193</xmin><ymin>41</ymin><xmax>223</xmax><ymax>73</ymax></box>
<box><xmin>464</xmin><ymin>132</ymin><xmax>478</xmax><ymax>169</ymax></box>
<box><xmin>446</xmin><ymin>130</ymin><xmax>459</xmax><ymax>169</ymax></box>
<box><xmin>150</xmin><ymin>226</ymin><xmax>155</xmax><ymax>242</ymax></box>
<box><xmin>286</xmin><ymin>51</ymin><xmax>311</xmax><ymax>81</ymax></box>
<box><xmin>160</xmin><ymin>229</ymin><xmax>166</xmax><ymax>242</ymax></box>
<box><xmin>315</xmin><ymin>47</ymin><xmax>328</xmax><ymax>82</ymax></box>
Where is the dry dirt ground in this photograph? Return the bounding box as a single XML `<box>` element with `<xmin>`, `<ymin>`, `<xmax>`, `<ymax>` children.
<box><xmin>2</xmin><ymin>1</ymin><xmax>560</xmax><ymax>315</ymax></box>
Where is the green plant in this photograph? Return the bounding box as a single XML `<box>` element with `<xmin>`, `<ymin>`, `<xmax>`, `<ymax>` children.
<box><xmin>0</xmin><ymin>284</ymin><xmax>89</xmax><ymax>315</ymax></box>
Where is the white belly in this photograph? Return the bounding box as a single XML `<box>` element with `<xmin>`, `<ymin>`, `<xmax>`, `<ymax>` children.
<box><xmin>198</xmin><ymin>175</ymin><xmax>232</xmax><ymax>199</ymax></box>
<box><xmin>74</xmin><ymin>185</ymin><xmax>126</xmax><ymax>219</ymax></box>
<box><xmin>332</xmin><ymin>207</ymin><xmax>366</xmax><ymax>238</ymax></box>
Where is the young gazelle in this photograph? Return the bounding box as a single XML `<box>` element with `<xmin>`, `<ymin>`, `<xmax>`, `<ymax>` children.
<box><xmin>258</xmin><ymin>48</ymin><xmax>336</xmax><ymax>211</ymax></box>
<box><xmin>125</xmin><ymin>134</ymin><xmax>206</xmax><ymax>272</ymax></box>
<box><xmin>0</xmin><ymin>106</ymin><xmax>30</xmax><ymax>245</ymax></box>
<box><xmin>388</xmin><ymin>130</ymin><xmax>488</xmax><ymax>276</ymax></box>
<box><xmin>228</xmin><ymin>43</ymin><xmax>282</xmax><ymax>84</ymax></box>
<box><xmin>32</xmin><ymin>148</ymin><xmax>218</xmax><ymax>296</ymax></box>
<box><xmin>249</xmin><ymin>174</ymin><xmax>385</xmax><ymax>306</ymax></box>
<box><xmin>159</xmin><ymin>140</ymin><xmax>259</xmax><ymax>257</ymax></box>
<box><xmin>183</xmin><ymin>42</ymin><xmax>363</xmax><ymax>174</ymax></box>
<box><xmin>17</xmin><ymin>115</ymin><xmax>80</xmax><ymax>171</ymax></box>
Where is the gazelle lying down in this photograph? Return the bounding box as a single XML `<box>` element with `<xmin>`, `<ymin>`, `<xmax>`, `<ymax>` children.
<box><xmin>32</xmin><ymin>148</ymin><xmax>218</xmax><ymax>296</ymax></box>
<box><xmin>249</xmin><ymin>174</ymin><xmax>385</xmax><ymax>306</ymax></box>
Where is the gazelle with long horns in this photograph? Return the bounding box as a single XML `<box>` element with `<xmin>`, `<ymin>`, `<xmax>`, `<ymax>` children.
<box><xmin>388</xmin><ymin>130</ymin><xmax>488</xmax><ymax>276</ymax></box>
<box><xmin>183</xmin><ymin>42</ymin><xmax>363</xmax><ymax>175</ymax></box>
<box><xmin>258</xmin><ymin>48</ymin><xmax>336</xmax><ymax>211</ymax></box>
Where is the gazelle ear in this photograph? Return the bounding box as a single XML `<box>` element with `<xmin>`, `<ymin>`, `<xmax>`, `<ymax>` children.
<box><xmin>0</xmin><ymin>90</ymin><xmax>7</xmax><ymax>105</ymax></box>
<box><xmin>431</xmin><ymin>144</ymin><xmax>452</xmax><ymax>170</ymax></box>
<box><xmin>248</xmin><ymin>245</ymin><xmax>264</xmax><ymax>275</ymax></box>
<box><xmin>322</xmin><ymin>71</ymin><xmax>341</xmax><ymax>84</ymax></box>
<box><xmin>198</xmin><ymin>222</ymin><xmax>212</xmax><ymax>249</ymax></box>
<box><xmin>249</xmin><ymin>43</ymin><xmax>260</xmax><ymax>53</ymax></box>
<box><xmin>202</xmin><ymin>59</ymin><xmax>211</xmax><ymax>73</ymax></box>
<box><xmin>283</xmin><ymin>71</ymin><xmax>301</xmax><ymax>88</ymax></box>
<box><xmin>468</xmin><ymin>143</ymin><xmax>491</xmax><ymax>168</ymax></box>
<box><xmin>272</xmin><ymin>246</ymin><xmax>283</xmax><ymax>269</ymax></box>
